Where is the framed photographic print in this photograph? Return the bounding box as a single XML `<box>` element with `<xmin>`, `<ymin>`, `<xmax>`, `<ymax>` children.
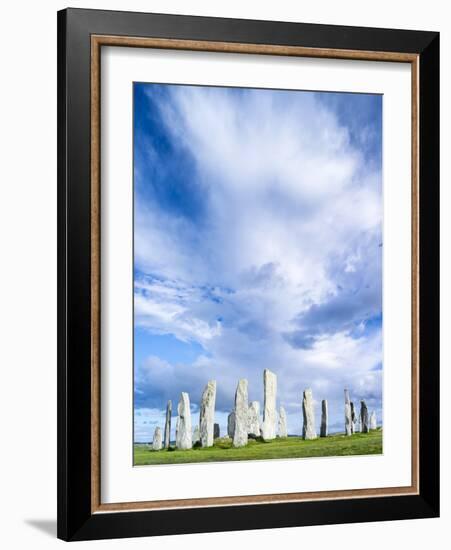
<box><xmin>57</xmin><ymin>8</ymin><xmax>439</xmax><ymax>541</ymax></box>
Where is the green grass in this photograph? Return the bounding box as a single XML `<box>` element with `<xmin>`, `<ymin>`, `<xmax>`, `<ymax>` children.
<box><xmin>134</xmin><ymin>429</ymin><xmax>382</xmax><ymax>466</ymax></box>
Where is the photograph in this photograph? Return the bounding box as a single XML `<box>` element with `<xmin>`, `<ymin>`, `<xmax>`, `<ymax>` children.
<box><xmin>53</xmin><ymin>5</ymin><xmax>439</xmax><ymax>542</ymax></box>
<box><xmin>133</xmin><ymin>82</ymin><xmax>383</xmax><ymax>466</ymax></box>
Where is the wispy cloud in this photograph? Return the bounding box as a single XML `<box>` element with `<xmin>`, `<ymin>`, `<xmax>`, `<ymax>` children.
<box><xmin>134</xmin><ymin>277</ymin><xmax>222</xmax><ymax>344</ymax></box>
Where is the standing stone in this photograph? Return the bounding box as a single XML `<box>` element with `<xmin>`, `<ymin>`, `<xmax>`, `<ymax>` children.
<box><xmin>199</xmin><ymin>380</ymin><xmax>216</xmax><ymax>447</ymax></box>
<box><xmin>233</xmin><ymin>379</ymin><xmax>249</xmax><ymax>447</ymax></box>
<box><xmin>369</xmin><ymin>410</ymin><xmax>377</xmax><ymax>430</ymax></box>
<box><xmin>261</xmin><ymin>369</ymin><xmax>277</xmax><ymax>440</ymax></box>
<box><xmin>214</xmin><ymin>423</ymin><xmax>220</xmax><ymax>439</ymax></box>
<box><xmin>350</xmin><ymin>401</ymin><xmax>356</xmax><ymax>434</ymax></box>
<box><xmin>227</xmin><ymin>411</ymin><xmax>236</xmax><ymax>438</ymax></box>
<box><xmin>192</xmin><ymin>425</ymin><xmax>200</xmax><ymax>446</ymax></box>
<box><xmin>248</xmin><ymin>401</ymin><xmax>261</xmax><ymax>438</ymax></box>
<box><xmin>320</xmin><ymin>399</ymin><xmax>328</xmax><ymax>437</ymax></box>
<box><xmin>360</xmin><ymin>400</ymin><xmax>369</xmax><ymax>433</ymax></box>
<box><xmin>152</xmin><ymin>426</ymin><xmax>162</xmax><ymax>451</ymax></box>
<box><xmin>278</xmin><ymin>406</ymin><xmax>288</xmax><ymax>438</ymax></box>
<box><xmin>164</xmin><ymin>400</ymin><xmax>172</xmax><ymax>449</ymax></box>
<box><xmin>302</xmin><ymin>388</ymin><xmax>317</xmax><ymax>440</ymax></box>
<box><xmin>175</xmin><ymin>392</ymin><xmax>192</xmax><ymax>449</ymax></box>
<box><xmin>344</xmin><ymin>389</ymin><xmax>352</xmax><ymax>436</ymax></box>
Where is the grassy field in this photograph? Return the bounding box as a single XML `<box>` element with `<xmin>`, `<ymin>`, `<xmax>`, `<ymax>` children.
<box><xmin>134</xmin><ymin>429</ymin><xmax>382</xmax><ymax>466</ymax></box>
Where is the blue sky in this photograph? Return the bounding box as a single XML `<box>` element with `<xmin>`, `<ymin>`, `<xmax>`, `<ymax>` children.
<box><xmin>133</xmin><ymin>82</ymin><xmax>383</xmax><ymax>443</ymax></box>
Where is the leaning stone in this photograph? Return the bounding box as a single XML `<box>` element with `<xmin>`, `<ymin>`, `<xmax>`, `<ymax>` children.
<box><xmin>261</xmin><ymin>369</ymin><xmax>277</xmax><ymax>440</ymax></box>
<box><xmin>248</xmin><ymin>401</ymin><xmax>261</xmax><ymax>438</ymax></box>
<box><xmin>192</xmin><ymin>425</ymin><xmax>200</xmax><ymax>446</ymax></box>
<box><xmin>164</xmin><ymin>400</ymin><xmax>172</xmax><ymax>449</ymax></box>
<box><xmin>199</xmin><ymin>380</ymin><xmax>216</xmax><ymax>447</ymax></box>
<box><xmin>344</xmin><ymin>389</ymin><xmax>352</xmax><ymax>436</ymax></box>
<box><xmin>214</xmin><ymin>423</ymin><xmax>220</xmax><ymax>439</ymax></box>
<box><xmin>152</xmin><ymin>426</ymin><xmax>162</xmax><ymax>451</ymax></box>
<box><xmin>278</xmin><ymin>406</ymin><xmax>288</xmax><ymax>438</ymax></box>
<box><xmin>227</xmin><ymin>411</ymin><xmax>236</xmax><ymax>438</ymax></box>
<box><xmin>369</xmin><ymin>410</ymin><xmax>377</xmax><ymax>430</ymax></box>
<box><xmin>233</xmin><ymin>379</ymin><xmax>249</xmax><ymax>447</ymax></box>
<box><xmin>320</xmin><ymin>399</ymin><xmax>328</xmax><ymax>437</ymax></box>
<box><xmin>175</xmin><ymin>392</ymin><xmax>192</xmax><ymax>449</ymax></box>
<box><xmin>302</xmin><ymin>388</ymin><xmax>317</xmax><ymax>440</ymax></box>
<box><xmin>360</xmin><ymin>400</ymin><xmax>369</xmax><ymax>433</ymax></box>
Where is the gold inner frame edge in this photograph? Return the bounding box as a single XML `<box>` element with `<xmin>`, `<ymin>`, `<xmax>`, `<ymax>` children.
<box><xmin>90</xmin><ymin>35</ymin><xmax>420</xmax><ymax>514</ymax></box>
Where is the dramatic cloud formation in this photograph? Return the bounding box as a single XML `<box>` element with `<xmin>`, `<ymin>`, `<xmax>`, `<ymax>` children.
<box><xmin>133</xmin><ymin>83</ymin><xmax>383</xmax><ymax>441</ymax></box>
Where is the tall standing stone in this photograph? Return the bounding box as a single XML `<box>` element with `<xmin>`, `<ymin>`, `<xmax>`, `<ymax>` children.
<box><xmin>302</xmin><ymin>388</ymin><xmax>317</xmax><ymax>440</ymax></box>
<box><xmin>227</xmin><ymin>411</ymin><xmax>236</xmax><ymax>438</ymax></box>
<box><xmin>214</xmin><ymin>423</ymin><xmax>220</xmax><ymax>439</ymax></box>
<box><xmin>233</xmin><ymin>379</ymin><xmax>249</xmax><ymax>448</ymax></box>
<box><xmin>199</xmin><ymin>380</ymin><xmax>216</xmax><ymax>447</ymax></box>
<box><xmin>369</xmin><ymin>410</ymin><xmax>377</xmax><ymax>430</ymax></box>
<box><xmin>320</xmin><ymin>399</ymin><xmax>328</xmax><ymax>437</ymax></box>
<box><xmin>175</xmin><ymin>392</ymin><xmax>192</xmax><ymax>449</ymax></box>
<box><xmin>344</xmin><ymin>389</ymin><xmax>352</xmax><ymax>436</ymax></box>
<box><xmin>350</xmin><ymin>401</ymin><xmax>356</xmax><ymax>434</ymax></box>
<box><xmin>360</xmin><ymin>400</ymin><xmax>369</xmax><ymax>433</ymax></box>
<box><xmin>248</xmin><ymin>401</ymin><xmax>260</xmax><ymax>438</ymax></box>
<box><xmin>152</xmin><ymin>426</ymin><xmax>162</xmax><ymax>451</ymax></box>
<box><xmin>164</xmin><ymin>400</ymin><xmax>172</xmax><ymax>449</ymax></box>
<box><xmin>261</xmin><ymin>369</ymin><xmax>277</xmax><ymax>440</ymax></box>
<box><xmin>278</xmin><ymin>406</ymin><xmax>288</xmax><ymax>438</ymax></box>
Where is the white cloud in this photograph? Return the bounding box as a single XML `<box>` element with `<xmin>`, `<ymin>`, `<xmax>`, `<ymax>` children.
<box><xmin>134</xmin><ymin>277</ymin><xmax>221</xmax><ymax>344</ymax></box>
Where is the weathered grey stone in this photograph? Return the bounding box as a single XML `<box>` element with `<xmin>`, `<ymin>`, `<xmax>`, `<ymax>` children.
<box><xmin>175</xmin><ymin>392</ymin><xmax>192</xmax><ymax>449</ymax></box>
<box><xmin>247</xmin><ymin>401</ymin><xmax>260</xmax><ymax>438</ymax></box>
<box><xmin>261</xmin><ymin>369</ymin><xmax>277</xmax><ymax>440</ymax></box>
<box><xmin>233</xmin><ymin>379</ymin><xmax>249</xmax><ymax>447</ymax></box>
<box><xmin>360</xmin><ymin>400</ymin><xmax>369</xmax><ymax>433</ymax></box>
<box><xmin>344</xmin><ymin>389</ymin><xmax>352</xmax><ymax>436</ymax></box>
<box><xmin>369</xmin><ymin>410</ymin><xmax>377</xmax><ymax>430</ymax></box>
<box><xmin>278</xmin><ymin>406</ymin><xmax>288</xmax><ymax>438</ymax></box>
<box><xmin>320</xmin><ymin>399</ymin><xmax>328</xmax><ymax>437</ymax></box>
<box><xmin>152</xmin><ymin>426</ymin><xmax>162</xmax><ymax>451</ymax></box>
<box><xmin>302</xmin><ymin>388</ymin><xmax>317</xmax><ymax>440</ymax></box>
<box><xmin>192</xmin><ymin>425</ymin><xmax>200</xmax><ymax>446</ymax></box>
<box><xmin>214</xmin><ymin>423</ymin><xmax>220</xmax><ymax>439</ymax></box>
<box><xmin>164</xmin><ymin>400</ymin><xmax>172</xmax><ymax>449</ymax></box>
<box><xmin>199</xmin><ymin>380</ymin><xmax>216</xmax><ymax>447</ymax></box>
<box><xmin>350</xmin><ymin>401</ymin><xmax>356</xmax><ymax>434</ymax></box>
<box><xmin>227</xmin><ymin>411</ymin><xmax>236</xmax><ymax>438</ymax></box>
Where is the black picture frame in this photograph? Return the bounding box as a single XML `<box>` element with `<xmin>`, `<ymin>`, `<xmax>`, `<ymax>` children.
<box><xmin>57</xmin><ymin>7</ymin><xmax>439</xmax><ymax>541</ymax></box>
